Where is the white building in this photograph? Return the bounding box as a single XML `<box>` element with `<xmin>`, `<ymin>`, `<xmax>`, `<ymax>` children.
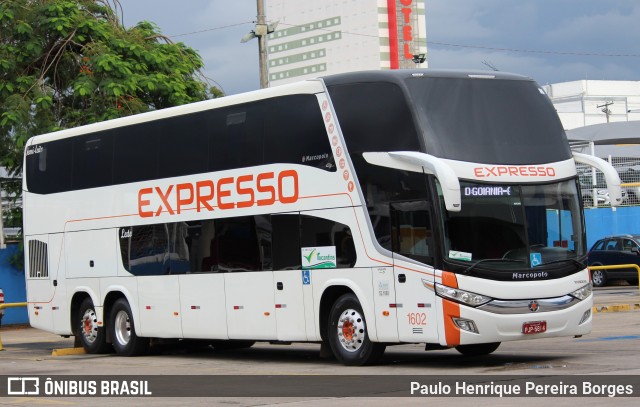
<box><xmin>265</xmin><ymin>0</ymin><xmax>427</xmax><ymax>86</ymax></box>
<box><xmin>543</xmin><ymin>80</ymin><xmax>640</xmax><ymax>130</ymax></box>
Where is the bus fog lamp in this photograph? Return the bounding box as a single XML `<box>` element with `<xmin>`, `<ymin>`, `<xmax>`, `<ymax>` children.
<box><xmin>453</xmin><ymin>318</ymin><xmax>479</xmax><ymax>333</ymax></box>
<box><xmin>579</xmin><ymin>309</ymin><xmax>591</xmax><ymax>325</ymax></box>
<box><xmin>435</xmin><ymin>284</ymin><xmax>493</xmax><ymax>307</ymax></box>
<box><xmin>570</xmin><ymin>283</ymin><xmax>592</xmax><ymax>301</ymax></box>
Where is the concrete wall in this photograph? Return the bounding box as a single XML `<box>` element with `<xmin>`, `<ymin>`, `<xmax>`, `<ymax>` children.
<box><xmin>0</xmin><ymin>243</ymin><xmax>28</xmax><ymax>325</ymax></box>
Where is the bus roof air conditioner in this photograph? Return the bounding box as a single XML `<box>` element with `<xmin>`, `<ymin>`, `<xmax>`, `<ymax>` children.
<box><xmin>572</xmin><ymin>151</ymin><xmax>623</xmax><ymax>207</ymax></box>
<box><xmin>362</xmin><ymin>151</ymin><xmax>462</xmax><ymax>212</ymax></box>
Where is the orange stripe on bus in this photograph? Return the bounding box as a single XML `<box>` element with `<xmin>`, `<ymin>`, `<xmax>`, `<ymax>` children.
<box><xmin>441</xmin><ymin>271</ymin><xmax>458</xmax><ymax>288</ymax></box>
<box><xmin>442</xmin><ymin>299</ymin><xmax>461</xmax><ymax>346</ymax></box>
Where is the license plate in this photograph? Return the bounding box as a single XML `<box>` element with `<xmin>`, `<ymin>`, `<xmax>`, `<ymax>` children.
<box><xmin>522</xmin><ymin>321</ymin><xmax>547</xmax><ymax>334</ymax></box>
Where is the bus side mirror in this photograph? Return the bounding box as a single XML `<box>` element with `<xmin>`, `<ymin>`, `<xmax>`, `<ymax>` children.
<box><xmin>363</xmin><ymin>151</ymin><xmax>462</xmax><ymax>212</ymax></box>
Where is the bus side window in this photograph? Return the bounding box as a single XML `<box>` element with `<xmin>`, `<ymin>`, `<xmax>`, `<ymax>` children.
<box><xmin>119</xmin><ymin>225</ymin><xmax>169</xmax><ymax>276</ymax></box>
<box><xmin>72</xmin><ymin>135</ymin><xmax>113</xmax><ymax>190</ymax></box>
<box><xmin>215</xmin><ymin>216</ymin><xmax>265</xmax><ymax>272</ymax></box>
<box><xmin>157</xmin><ymin>113</ymin><xmax>208</xmax><ymax>178</ymax></box>
<box><xmin>209</xmin><ymin>104</ymin><xmax>264</xmax><ymax>172</ymax></box>
<box><xmin>300</xmin><ymin>215</ymin><xmax>357</xmax><ymax>268</ymax></box>
<box><xmin>390</xmin><ymin>201</ymin><xmax>435</xmax><ymax>264</ymax></box>
<box><xmin>264</xmin><ymin>95</ymin><xmax>336</xmax><ymax>172</ymax></box>
<box><xmin>272</xmin><ymin>214</ymin><xmax>301</xmax><ymax>270</ymax></box>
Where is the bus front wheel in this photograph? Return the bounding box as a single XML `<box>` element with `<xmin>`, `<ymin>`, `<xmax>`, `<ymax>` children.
<box><xmin>78</xmin><ymin>298</ymin><xmax>111</xmax><ymax>354</ymax></box>
<box><xmin>327</xmin><ymin>293</ymin><xmax>385</xmax><ymax>366</ymax></box>
<box><xmin>110</xmin><ymin>298</ymin><xmax>149</xmax><ymax>356</ymax></box>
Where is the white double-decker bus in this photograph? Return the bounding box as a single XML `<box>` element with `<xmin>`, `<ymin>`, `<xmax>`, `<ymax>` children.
<box><xmin>23</xmin><ymin>70</ymin><xmax>622</xmax><ymax>365</ymax></box>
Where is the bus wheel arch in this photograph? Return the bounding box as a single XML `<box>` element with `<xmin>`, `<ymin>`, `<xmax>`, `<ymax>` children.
<box><xmin>74</xmin><ymin>294</ymin><xmax>111</xmax><ymax>354</ymax></box>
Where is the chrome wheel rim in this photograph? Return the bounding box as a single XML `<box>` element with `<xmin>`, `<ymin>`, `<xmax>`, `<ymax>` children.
<box><xmin>81</xmin><ymin>308</ymin><xmax>99</xmax><ymax>344</ymax></box>
<box><xmin>114</xmin><ymin>310</ymin><xmax>131</xmax><ymax>346</ymax></box>
<box><xmin>337</xmin><ymin>308</ymin><xmax>365</xmax><ymax>352</ymax></box>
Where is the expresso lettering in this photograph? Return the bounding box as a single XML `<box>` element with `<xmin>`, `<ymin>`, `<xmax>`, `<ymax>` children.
<box><xmin>137</xmin><ymin>170</ymin><xmax>299</xmax><ymax>218</ymax></box>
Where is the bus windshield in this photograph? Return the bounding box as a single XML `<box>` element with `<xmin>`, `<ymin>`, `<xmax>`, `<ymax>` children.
<box><xmin>440</xmin><ymin>179</ymin><xmax>586</xmax><ymax>270</ymax></box>
<box><xmin>406</xmin><ymin>76</ymin><xmax>571</xmax><ymax>165</ymax></box>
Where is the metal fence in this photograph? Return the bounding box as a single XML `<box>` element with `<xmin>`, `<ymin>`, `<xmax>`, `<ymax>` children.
<box><xmin>577</xmin><ymin>156</ymin><xmax>640</xmax><ymax>208</ymax></box>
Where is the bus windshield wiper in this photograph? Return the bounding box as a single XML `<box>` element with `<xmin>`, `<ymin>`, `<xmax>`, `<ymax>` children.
<box><xmin>462</xmin><ymin>258</ymin><xmax>526</xmax><ymax>275</ymax></box>
<box><xmin>539</xmin><ymin>258</ymin><xmax>586</xmax><ymax>269</ymax></box>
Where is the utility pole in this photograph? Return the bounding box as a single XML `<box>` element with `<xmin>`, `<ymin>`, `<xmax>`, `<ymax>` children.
<box><xmin>241</xmin><ymin>0</ymin><xmax>277</xmax><ymax>89</ymax></box>
<box><xmin>256</xmin><ymin>0</ymin><xmax>268</xmax><ymax>89</ymax></box>
<box><xmin>597</xmin><ymin>101</ymin><xmax>614</xmax><ymax>123</ymax></box>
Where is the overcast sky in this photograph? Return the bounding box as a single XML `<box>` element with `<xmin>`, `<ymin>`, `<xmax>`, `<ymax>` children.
<box><xmin>116</xmin><ymin>0</ymin><xmax>640</xmax><ymax>95</ymax></box>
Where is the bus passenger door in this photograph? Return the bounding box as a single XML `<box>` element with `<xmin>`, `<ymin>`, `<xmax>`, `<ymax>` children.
<box><xmin>129</xmin><ymin>224</ymin><xmax>183</xmax><ymax>338</ymax></box>
<box><xmin>222</xmin><ymin>216</ymin><xmax>277</xmax><ymax>340</ymax></box>
<box><xmin>272</xmin><ymin>214</ymin><xmax>308</xmax><ymax>341</ymax></box>
<box><xmin>273</xmin><ymin>269</ymin><xmax>307</xmax><ymax>341</ymax></box>
<box><xmin>390</xmin><ymin>201</ymin><xmax>439</xmax><ymax>343</ymax></box>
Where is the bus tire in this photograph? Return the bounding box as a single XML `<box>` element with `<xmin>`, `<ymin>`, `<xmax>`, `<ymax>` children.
<box><xmin>78</xmin><ymin>298</ymin><xmax>111</xmax><ymax>354</ymax></box>
<box><xmin>110</xmin><ymin>298</ymin><xmax>149</xmax><ymax>356</ymax></box>
<box><xmin>328</xmin><ymin>293</ymin><xmax>385</xmax><ymax>366</ymax></box>
<box><xmin>455</xmin><ymin>342</ymin><xmax>500</xmax><ymax>356</ymax></box>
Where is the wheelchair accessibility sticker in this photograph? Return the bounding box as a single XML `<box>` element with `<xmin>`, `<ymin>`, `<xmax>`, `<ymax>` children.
<box><xmin>302</xmin><ymin>270</ymin><xmax>311</xmax><ymax>285</ymax></box>
<box><xmin>530</xmin><ymin>253</ymin><xmax>542</xmax><ymax>267</ymax></box>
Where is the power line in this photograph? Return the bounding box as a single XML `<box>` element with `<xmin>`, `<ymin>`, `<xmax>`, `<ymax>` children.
<box><xmin>429</xmin><ymin>41</ymin><xmax>640</xmax><ymax>58</ymax></box>
<box><xmin>169</xmin><ymin>21</ymin><xmax>254</xmax><ymax>38</ymax></box>
<box><xmin>167</xmin><ymin>20</ymin><xmax>640</xmax><ymax>59</ymax></box>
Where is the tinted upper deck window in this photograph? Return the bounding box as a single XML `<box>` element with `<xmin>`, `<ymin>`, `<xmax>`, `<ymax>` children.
<box><xmin>327</xmin><ymin>82</ymin><xmax>421</xmax><ymax>154</ymax></box>
<box><xmin>264</xmin><ymin>94</ymin><xmax>336</xmax><ymax>171</ymax></box>
<box><xmin>406</xmin><ymin>77</ymin><xmax>571</xmax><ymax>164</ymax></box>
<box><xmin>25</xmin><ymin>138</ymin><xmax>73</xmax><ymax>194</ymax></box>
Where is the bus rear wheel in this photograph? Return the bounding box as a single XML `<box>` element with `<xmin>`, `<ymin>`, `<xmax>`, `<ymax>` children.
<box><xmin>77</xmin><ymin>298</ymin><xmax>111</xmax><ymax>354</ymax></box>
<box><xmin>110</xmin><ymin>298</ymin><xmax>149</xmax><ymax>356</ymax></box>
<box><xmin>455</xmin><ymin>342</ymin><xmax>500</xmax><ymax>356</ymax></box>
<box><xmin>328</xmin><ymin>293</ymin><xmax>385</xmax><ymax>366</ymax></box>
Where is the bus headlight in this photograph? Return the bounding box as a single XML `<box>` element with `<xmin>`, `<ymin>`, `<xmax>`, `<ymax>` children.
<box><xmin>570</xmin><ymin>283</ymin><xmax>593</xmax><ymax>301</ymax></box>
<box><xmin>435</xmin><ymin>284</ymin><xmax>493</xmax><ymax>307</ymax></box>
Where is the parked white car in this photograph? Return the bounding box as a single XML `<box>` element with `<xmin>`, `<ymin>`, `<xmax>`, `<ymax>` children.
<box><xmin>579</xmin><ymin>173</ymin><xmax>628</xmax><ymax>207</ymax></box>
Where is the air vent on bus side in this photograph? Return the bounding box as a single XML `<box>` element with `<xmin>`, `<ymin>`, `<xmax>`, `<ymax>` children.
<box><xmin>28</xmin><ymin>240</ymin><xmax>49</xmax><ymax>278</ymax></box>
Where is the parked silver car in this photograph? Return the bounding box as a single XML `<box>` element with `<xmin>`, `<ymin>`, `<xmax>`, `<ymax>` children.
<box><xmin>579</xmin><ymin>173</ymin><xmax>627</xmax><ymax>207</ymax></box>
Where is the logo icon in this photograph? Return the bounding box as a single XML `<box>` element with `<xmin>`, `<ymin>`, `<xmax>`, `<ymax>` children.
<box><xmin>301</xmin><ymin>247</ymin><xmax>337</xmax><ymax>269</ymax></box>
<box><xmin>528</xmin><ymin>300</ymin><xmax>540</xmax><ymax>313</ymax></box>
<box><xmin>303</xmin><ymin>248</ymin><xmax>316</xmax><ymax>265</ymax></box>
<box><xmin>7</xmin><ymin>377</ymin><xmax>40</xmax><ymax>395</ymax></box>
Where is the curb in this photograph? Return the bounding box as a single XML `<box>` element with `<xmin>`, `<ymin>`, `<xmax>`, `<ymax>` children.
<box><xmin>592</xmin><ymin>303</ymin><xmax>640</xmax><ymax>313</ymax></box>
<box><xmin>51</xmin><ymin>347</ymin><xmax>86</xmax><ymax>357</ymax></box>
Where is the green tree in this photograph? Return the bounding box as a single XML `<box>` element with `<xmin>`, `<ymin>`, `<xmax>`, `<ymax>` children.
<box><xmin>1</xmin><ymin>0</ymin><xmax>216</xmax><ymax>168</ymax></box>
<box><xmin>0</xmin><ymin>0</ymin><xmax>219</xmax><ymax>266</ymax></box>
